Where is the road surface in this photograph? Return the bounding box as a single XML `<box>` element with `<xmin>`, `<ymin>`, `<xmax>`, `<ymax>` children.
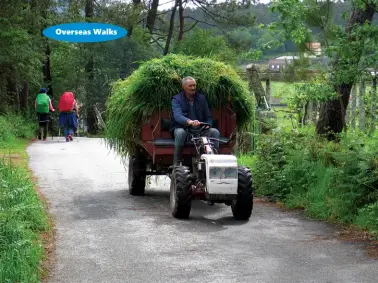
<box><xmin>27</xmin><ymin>137</ymin><xmax>378</xmax><ymax>283</ymax></box>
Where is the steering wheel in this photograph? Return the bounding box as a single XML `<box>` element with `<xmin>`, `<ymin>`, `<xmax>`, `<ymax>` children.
<box><xmin>185</xmin><ymin>122</ymin><xmax>212</xmax><ymax>136</ymax></box>
<box><xmin>198</xmin><ymin>122</ymin><xmax>211</xmax><ymax>128</ymax></box>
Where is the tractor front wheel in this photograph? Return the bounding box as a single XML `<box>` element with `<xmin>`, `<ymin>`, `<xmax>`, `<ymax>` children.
<box><xmin>231</xmin><ymin>166</ymin><xmax>254</xmax><ymax>220</ymax></box>
<box><xmin>170</xmin><ymin>166</ymin><xmax>194</xmax><ymax>219</ymax></box>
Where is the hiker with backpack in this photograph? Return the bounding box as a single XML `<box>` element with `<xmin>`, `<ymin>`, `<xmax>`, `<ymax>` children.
<box><xmin>58</xmin><ymin>91</ymin><xmax>79</xmax><ymax>142</ymax></box>
<box><xmin>35</xmin><ymin>88</ymin><xmax>55</xmax><ymax>141</ymax></box>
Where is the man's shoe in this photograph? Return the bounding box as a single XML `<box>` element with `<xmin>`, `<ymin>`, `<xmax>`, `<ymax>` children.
<box><xmin>68</xmin><ymin>134</ymin><xmax>73</xmax><ymax>141</ymax></box>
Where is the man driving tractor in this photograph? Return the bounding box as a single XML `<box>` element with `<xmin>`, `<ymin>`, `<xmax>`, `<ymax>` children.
<box><xmin>170</xmin><ymin>76</ymin><xmax>220</xmax><ymax>166</ymax></box>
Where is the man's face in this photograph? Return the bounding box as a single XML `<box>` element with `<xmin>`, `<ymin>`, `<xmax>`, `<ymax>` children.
<box><xmin>183</xmin><ymin>79</ymin><xmax>196</xmax><ymax>96</ymax></box>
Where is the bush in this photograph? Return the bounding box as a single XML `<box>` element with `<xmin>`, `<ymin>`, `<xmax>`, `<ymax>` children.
<box><xmin>355</xmin><ymin>201</ymin><xmax>378</xmax><ymax>235</ymax></box>
<box><xmin>250</xmin><ymin>127</ymin><xmax>378</xmax><ymax>234</ymax></box>
<box><xmin>0</xmin><ymin>113</ymin><xmax>36</xmax><ymax>143</ymax></box>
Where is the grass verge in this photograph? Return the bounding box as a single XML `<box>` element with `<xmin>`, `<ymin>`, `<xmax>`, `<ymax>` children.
<box><xmin>0</xmin><ymin>136</ymin><xmax>53</xmax><ymax>282</ymax></box>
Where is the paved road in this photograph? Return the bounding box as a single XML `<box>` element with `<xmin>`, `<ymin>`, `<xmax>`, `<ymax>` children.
<box><xmin>28</xmin><ymin>138</ymin><xmax>378</xmax><ymax>283</ymax></box>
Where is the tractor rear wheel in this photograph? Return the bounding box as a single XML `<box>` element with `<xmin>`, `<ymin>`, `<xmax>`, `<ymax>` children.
<box><xmin>231</xmin><ymin>166</ymin><xmax>254</xmax><ymax>220</ymax></box>
<box><xmin>128</xmin><ymin>155</ymin><xmax>147</xmax><ymax>196</ymax></box>
<box><xmin>170</xmin><ymin>166</ymin><xmax>194</xmax><ymax>219</ymax></box>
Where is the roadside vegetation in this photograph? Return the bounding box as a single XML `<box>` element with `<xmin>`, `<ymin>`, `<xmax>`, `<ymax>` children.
<box><xmin>0</xmin><ymin>113</ymin><xmax>50</xmax><ymax>282</ymax></box>
<box><xmin>239</xmin><ymin>126</ymin><xmax>378</xmax><ymax>236</ymax></box>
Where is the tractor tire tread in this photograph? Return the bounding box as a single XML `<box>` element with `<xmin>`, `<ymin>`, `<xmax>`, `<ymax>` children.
<box><xmin>129</xmin><ymin>156</ymin><xmax>147</xmax><ymax>196</ymax></box>
<box><xmin>171</xmin><ymin>166</ymin><xmax>193</xmax><ymax>219</ymax></box>
<box><xmin>231</xmin><ymin>166</ymin><xmax>254</xmax><ymax>220</ymax></box>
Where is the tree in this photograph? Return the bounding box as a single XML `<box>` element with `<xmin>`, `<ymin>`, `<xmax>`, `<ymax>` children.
<box><xmin>157</xmin><ymin>0</ymin><xmax>255</xmax><ymax>54</ymax></box>
<box><xmin>316</xmin><ymin>2</ymin><xmax>376</xmax><ymax>139</ymax></box>
<box><xmin>172</xmin><ymin>28</ymin><xmax>236</xmax><ymax>64</ymax></box>
<box><xmin>269</xmin><ymin>0</ymin><xmax>378</xmax><ymax>139</ymax></box>
<box><xmin>0</xmin><ymin>0</ymin><xmax>45</xmax><ymax>112</ymax></box>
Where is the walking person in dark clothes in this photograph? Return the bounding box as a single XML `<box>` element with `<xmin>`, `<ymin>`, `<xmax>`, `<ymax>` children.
<box><xmin>35</xmin><ymin>88</ymin><xmax>55</xmax><ymax>141</ymax></box>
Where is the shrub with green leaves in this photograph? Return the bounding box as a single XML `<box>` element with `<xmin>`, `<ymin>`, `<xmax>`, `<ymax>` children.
<box><xmin>251</xmin><ymin>128</ymin><xmax>378</xmax><ymax>234</ymax></box>
<box><xmin>0</xmin><ymin>113</ymin><xmax>36</xmax><ymax>143</ymax></box>
<box><xmin>105</xmin><ymin>54</ymin><xmax>255</xmax><ymax>156</ymax></box>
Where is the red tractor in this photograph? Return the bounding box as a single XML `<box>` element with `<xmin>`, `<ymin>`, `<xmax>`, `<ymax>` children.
<box><xmin>128</xmin><ymin>101</ymin><xmax>254</xmax><ymax>220</ymax></box>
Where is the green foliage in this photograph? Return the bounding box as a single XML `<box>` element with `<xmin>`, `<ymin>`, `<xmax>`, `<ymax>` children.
<box><xmin>250</xmin><ymin>127</ymin><xmax>378</xmax><ymax>234</ymax></box>
<box><xmin>0</xmin><ymin>113</ymin><xmax>36</xmax><ymax>144</ymax></box>
<box><xmin>227</xmin><ymin>28</ymin><xmax>255</xmax><ymax>51</ymax></box>
<box><xmin>0</xmin><ymin>3</ymin><xmax>45</xmax><ymax>108</ymax></box>
<box><xmin>270</xmin><ymin>76</ymin><xmax>337</xmax><ymax>125</ymax></box>
<box><xmin>0</xmin><ymin>158</ymin><xmax>49</xmax><ymax>282</ymax></box>
<box><xmin>355</xmin><ymin>201</ymin><xmax>378</xmax><ymax>234</ymax></box>
<box><xmin>173</xmin><ymin>28</ymin><xmax>237</xmax><ymax>65</ymax></box>
<box><xmin>105</xmin><ymin>54</ymin><xmax>255</xmax><ymax>156</ymax></box>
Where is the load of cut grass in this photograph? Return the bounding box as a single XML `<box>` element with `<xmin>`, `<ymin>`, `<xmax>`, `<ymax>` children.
<box><xmin>105</xmin><ymin>54</ymin><xmax>255</xmax><ymax>156</ymax></box>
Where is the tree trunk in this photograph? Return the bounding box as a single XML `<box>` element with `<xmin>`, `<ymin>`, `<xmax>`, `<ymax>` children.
<box><xmin>6</xmin><ymin>66</ymin><xmax>18</xmax><ymax>110</ymax></box>
<box><xmin>163</xmin><ymin>0</ymin><xmax>178</xmax><ymax>55</ymax></box>
<box><xmin>128</xmin><ymin>0</ymin><xmax>142</xmax><ymax>38</ymax></box>
<box><xmin>315</xmin><ymin>4</ymin><xmax>376</xmax><ymax>140</ymax></box>
<box><xmin>314</xmin><ymin>102</ymin><xmax>318</xmax><ymax>123</ymax></box>
<box><xmin>246</xmin><ymin>64</ymin><xmax>267</xmax><ymax>109</ymax></box>
<box><xmin>85</xmin><ymin>0</ymin><xmax>93</xmax><ymax>17</ymax></box>
<box><xmin>42</xmin><ymin>43</ymin><xmax>53</xmax><ymax>97</ymax></box>
<box><xmin>85</xmin><ymin>0</ymin><xmax>97</xmax><ymax>133</ymax></box>
<box><xmin>178</xmin><ymin>0</ymin><xmax>184</xmax><ymax>41</ymax></box>
<box><xmin>370</xmin><ymin>76</ymin><xmax>377</xmax><ymax>134</ymax></box>
<box><xmin>358</xmin><ymin>79</ymin><xmax>365</xmax><ymax>131</ymax></box>
<box><xmin>350</xmin><ymin>84</ymin><xmax>357</xmax><ymax>129</ymax></box>
<box><xmin>146</xmin><ymin>0</ymin><xmax>159</xmax><ymax>34</ymax></box>
<box><xmin>20</xmin><ymin>81</ymin><xmax>29</xmax><ymax>111</ymax></box>
<box><xmin>41</xmin><ymin>2</ymin><xmax>53</xmax><ymax>98</ymax></box>
<box><xmin>265</xmin><ymin>79</ymin><xmax>271</xmax><ymax>105</ymax></box>
<box><xmin>303</xmin><ymin>100</ymin><xmax>313</xmax><ymax>125</ymax></box>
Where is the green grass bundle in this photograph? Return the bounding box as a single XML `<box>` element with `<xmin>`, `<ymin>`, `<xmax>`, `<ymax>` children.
<box><xmin>105</xmin><ymin>54</ymin><xmax>255</xmax><ymax>156</ymax></box>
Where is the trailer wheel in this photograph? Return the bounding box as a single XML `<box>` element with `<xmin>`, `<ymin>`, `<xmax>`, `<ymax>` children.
<box><xmin>128</xmin><ymin>155</ymin><xmax>146</xmax><ymax>196</ymax></box>
<box><xmin>170</xmin><ymin>166</ymin><xmax>194</xmax><ymax>219</ymax></box>
<box><xmin>231</xmin><ymin>166</ymin><xmax>254</xmax><ymax>220</ymax></box>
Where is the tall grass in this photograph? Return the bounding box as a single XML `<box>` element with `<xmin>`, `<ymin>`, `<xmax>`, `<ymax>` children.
<box><xmin>0</xmin><ymin>112</ymin><xmax>49</xmax><ymax>282</ymax></box>
<box><xmin>0</xmin><ymin>113</ymin><xmax>36</xmax><ymax>144</ymax></box>
<box><xmin>0</xmin><ymin>158</ymin><xmax>49</xmax><ymax>282</ymax></box>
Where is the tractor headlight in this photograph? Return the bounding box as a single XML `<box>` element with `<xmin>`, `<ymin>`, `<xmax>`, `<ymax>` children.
<box><xmin>209</xmin><ymin>167</ymin><xmax>237</xmax><ymax>179</ymax></box>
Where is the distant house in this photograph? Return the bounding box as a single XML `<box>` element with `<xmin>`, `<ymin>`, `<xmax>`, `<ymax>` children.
<box><xmin>276</xmin><ymin>56</ymin><xmax>300</xmax><ymax>61</ymax></box>
<box><xmin>268</xmin><ymin>59</ymin><xmax>285</xmax><ymax>72</ymax></box>
<box><xmin>268</xmin><ymin>56</ymin><xmax>299</xmax><ymax>72</ymax></box>
<box><xmin>367</xmin><ymin>68</ymin><xmax>378</xmax><ymax>76</ymax></box>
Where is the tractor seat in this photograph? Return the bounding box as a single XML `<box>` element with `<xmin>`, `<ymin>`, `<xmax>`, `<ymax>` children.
<box><xmin>153</xmin><ymin>137</ymin><xmax>231</xmax><ymax>147</ymax></box>
<box><xmin>153</xmin><ymin>118</ymin><xmax>230</xmax><ymax>147</ymax></box>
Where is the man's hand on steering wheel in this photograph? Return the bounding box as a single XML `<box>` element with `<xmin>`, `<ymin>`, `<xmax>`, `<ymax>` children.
<box><xmin>187</xmin><ymin>119</ymin><xmax>200</xmax><ymax>127</ymax></box>
<box><xmin>187</xmin><ymin>120</ymin><xmax>211</xmax><ymax>129</ymax></box>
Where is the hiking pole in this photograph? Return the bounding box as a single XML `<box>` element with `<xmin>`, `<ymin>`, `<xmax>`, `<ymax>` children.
<box><xmin>75</xmin><ymin>118</ymin><xmax>80</xmax><ymax>142</ymax></box>
<box><xmin>50</xmin><ymin>114</ymin><xmax>54</xmax><ymax>141</ymax></box>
